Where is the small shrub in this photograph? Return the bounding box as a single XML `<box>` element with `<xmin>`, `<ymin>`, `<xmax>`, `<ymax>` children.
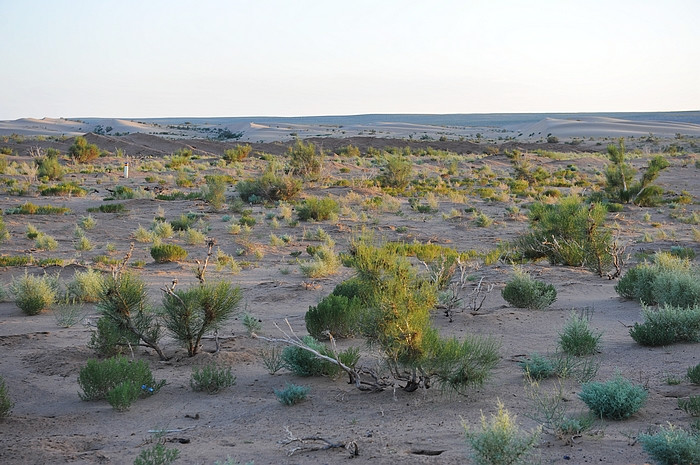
<box><xmin>578</xmin><ymin>374</ymin><xmax>647</xmax><ymax>420</ymax></box>
<box><xmin>629</xmin><ymin>304</ymin><xmax>700</xmax><ymax>346</ymax></box>
<box><xmin>241</xmin><ymin>313</ymin><xmax>262</xmax><ymax>336</ymax></box>
<box><xmin>36</xmin><ymin>149</ymin><xmax>63</xmax><ymax>180</ymax></box>
<box><xmin>378</xmin><ymin>154</ymin><xmax>413</xmax><ymax>189</ymax></box>
<box><xmin>297</xmin><ymin>197</ymin><xmax>340</xmax><ymax>221</ymax></box>
<box><xmin>88</xmin><ymin>203</ymin><xmax>127</xmax><ymax>214</ymax></box>
<box><xmin>78</xmin><ymin>356</ymin><xmax>164</xmax><ymax>407</ymax></box>
<box><xmin>10</xmin><ymin>271</ymin><xmax>58</xmax><ymax>315</ymax></box>
<box><xmin>152</xmin><ymin>221</ymin><xmax>174</xmax><ymax>238</ymax></box>
<box><xmin>66</xmin><ymin>268</ymin><xmax>104</xmax><ymax>302</ymax></box>
<box><xmin>260</xmin><ymin>345</ymin><xmax>285</xmax><ymax>374</ymax></box>
<box><xmin>237</xmin><ymin>167</ymin><xmax>302</xmax><ymax>202</ymax></box>
<box><xmin>190</xmin><ymin>362</ymin><xmax>236</xmax><ymax>393</ymax></box>
<box><xmin>133</xmin><ymin>431</ymin><xmax>181</xmax><ymax>465</ymax></box>
<box><xmin>5</xmin><ymin>202</ymin><xmax>70</xmax><ymax>215</ymax></box>
<box><xmin>0</xmin><ymin>216</ymin><xmax>8</xmax><ymax>243</ymax></box>
<box><xmin>40</xmin><ymin>181</ymin><xmax>87</xmax><ymax>197</ymax></box>
<box><xmin>305</xmin><ymin>294</ymin><xmax>364</xmax><ymax>339</ymax></box>
<box><xmin>0</xmin><ymin>375</ymin><xmax>13</xmax><ymax>419</ymax></box>
<box><xmin>688</xmin><ymin>363</ymin><xmax>700</xmax><ymax>385</ymax></box>
<box><xmin>501</xmin><ymin>270</ymin><xmax>557</xmax><ymax>310</ymax></box>
<box><xmin>75</xmin><ymin>236</ymin><xmax>94</xmax><ymax>251</ymax></box>
<box><xmin>69</xmin><ymin>136</ymin><xmax>99</xmax><ymax>163</ymax></box>
<box><xmin>182</xmin><ymin>227</ymin><xmax>207</xmax><ymax>245</ymax></box>
<box><xmin>35</xmin><ymin>233</ymin><xmax>59</xmax><ymax>251</ymax></box>
<box><xmin>79</xmin><ymin>214</ymin><xmax>97</xmax><ymax>230</ymax></box>
<box><xmin>520</xmin><ymin>353</ymin><xmax>556</xmax><ymax>381</ymax></box>
<box><xmin>223</xmin><ymin>144</ymin><xmax>252</xmax><ymax>162</ymax></box>
<box><xmin>274</xmin><ymin>382</ymin><xmax>309</xmax><ymax>406</ymax></box>
<box><xmin>288</xmin><ymin>139</ymin><xmax>323</xmax><ymax>180</ymax></box>
<box><xmin>298</xmin><ymin>244</ymin><xmax>340</xmax><ymax>278</ymax></box>
<box><xmin>52</xmin><ymin>299</ymin><xmax>85</xmax><ymax>328</ymax></box>
<box><xmin>202</xmin><ymin>174</ymin><xmax>229</xmax><ymax>210</ymax></box>
<box><xmin>463</xmin><ymin>399</ymin><xmax>541</xmax><ymax>465</ymax></box>
<box><xmin>559</xmin><ymin>311</ymin><xmax>601</xmax><ymax>356</ymax></box>
<box><xmin>0</xmin><ymin>255</ymin><xmax>31</xmax><ymax>267</ymax></box>
<box><xmin>638</xmin><ymin>424</ymin><xmax>700</xmax><ymax>465</ymax></box>
<box><xmin>678</xmin><ymin>396</ymin><xmax>700</xmax><ymax>417</ymax></box>
<box><xmin>280</xmin><ymin>335</ymin><xmax>358</xmax><ymax>378</ymax></box>
<box><xmin>151</xmin><ymin>244</ymin><xmax>188</xmax><ymax>263</ymax></box>
<box><xmin>106</xmin><ymin>381</ymin><xmax>142</xmax><ymax>411</ymax></box>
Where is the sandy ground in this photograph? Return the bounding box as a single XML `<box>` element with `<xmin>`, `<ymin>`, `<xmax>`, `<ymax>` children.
<box><xmin>0</xmin><ymin>130</ymin><xmax>698</xmax><ymax>464</ymax></box>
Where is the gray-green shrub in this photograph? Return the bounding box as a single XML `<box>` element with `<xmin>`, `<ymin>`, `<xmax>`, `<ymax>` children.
<box><xmin>638</xmin><ymin>424</ymin><xmax>700</xmax><ymax>465</ymax></box>
<box><xmin>629</xmin><ymin>304</ymin><xmax>700</xmax><ymax>346</ymax></box>
<box><xmin>305</xmin><ymin>294</ymin><xmax>364</xmax><ymax>339</ymax></box>
<box><xmin>296</xmin><ymin>196</ymin><xmax>339</xmax><ymax>221</ymax></box>
<box><xmin>559</xmin><ymin>311</ymin><xmax>601</xmax><ymax>356</ymax></box>
<box><xmin>151</xmin><ymin>243</ymin><xmax>188</xmax><ymax>263</ymax></box>
<box><xmin>274</xmin><ymin>382</ymin><xmax>309</xmax><ymax>406</ymax></box>
<box><xmin>288</xmin><ymin>139</ymin><xmax>323</xmax><ymax>180</ymax></box>
<box><xmin>281</xmin><ymin>335</ymin><xmax>358</xmax><ymax>378</ymax></box>
<box><xmin>687</xmin><ymin>363</ymin><xmax>700</xmax><ymax>384</ymax></box>
<box><xmin>190</xmin><ymin>362</ymin><xmax>236</xmax><ymax>393</ymax></box>
<box><xmin>0</xmin><ymin>375</ymin><xmax>13</xmax><ymax>419</ymax></box>
<box><xmin>66</xmin><ymin>268</ymin><xmax>104</xmax><ymax>302</ymax></box>
<box><xmin>10</xmin><ymin>271</ymin><xmax>59</xmax><ymax>315</ymax></box>
<box><xmin>501</xmin><ymin>270</ymin><xmax>557</xmax><ymax>310</ymax></box>
<box><xmin>578</xmin><ymin>374</ymin><xmax>647</xmax><ymax>420</ymax></box>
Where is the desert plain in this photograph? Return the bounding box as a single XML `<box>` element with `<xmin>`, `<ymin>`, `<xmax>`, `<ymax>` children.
<box><xmin>0</xmin><ymin>115</ymin><xmax>699</xmax><ymax>464</ymax></box>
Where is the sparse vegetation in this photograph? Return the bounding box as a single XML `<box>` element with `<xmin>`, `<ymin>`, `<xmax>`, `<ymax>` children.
<box><xmin>190</xmin><ymin>362</ymin><xmax>236</xmax><ymax>393</ymax></box>
<box><xmin>501</xmin><ymin>270</ymin><xmax>557</xmax><ymax>310</ymax></box>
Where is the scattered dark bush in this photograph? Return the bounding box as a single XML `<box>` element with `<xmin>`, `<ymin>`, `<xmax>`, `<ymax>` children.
<box><xmin>638</xmin><ymin>424</ymin><xmax>700</xmax><ymax>465</ymax></box>
<box><xmin>520</xmin><ymin>353</ymin><xmax>556</xmax><ymax>380</ymax></box>
<box><xmin>305</xmin><ymin>294</ymin><xmax>364</xmax><ymax>339</ymax></box>
<box><xmin>578</xmin><ymin>374</ymin><xmax>647</xmax><ymax>420</ymax></box>
<box><xmin>202</xmin><ymin>175</ymin><xmax>229</xmax><ymax>210</ymax></box>
<box><xmin>151</xmin><ymin>244</ymin><xmax>188</xmax><ymax>263</ymax></box>
<box><xmin>87</xmin><ymin>203</ymin><xmax>127</xmax><ymax>214</ymax></box>
<box><xmin>296</xmin><ymin>197</ymin><xmax>340</xmax><ymax>221</ymax></box>
<box><xmin>501</xmin><ymin>270</ymin><xmax>557</xmax><ymax>309</ymax></box>
<box><xmin>559</xmin><ymin>311</ymin><xmax>601</xmax><ymax>356</ymax></box>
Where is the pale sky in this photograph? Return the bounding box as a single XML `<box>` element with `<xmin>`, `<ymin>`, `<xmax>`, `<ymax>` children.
<box><xmin>1</xmin><ymin>0</ymin><xmax>698</xmax><ymax>120</ymax></box>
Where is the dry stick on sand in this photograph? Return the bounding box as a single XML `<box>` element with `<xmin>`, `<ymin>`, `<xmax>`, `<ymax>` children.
<box><xmin>253</xmin><ymin>319</ymin><xmax>393</xmax><ymax>392</ymax></box>
<box><xmin>280</xmin><ymin>426</ymin><xmax>359</xmax><ymax>457</ymax></box>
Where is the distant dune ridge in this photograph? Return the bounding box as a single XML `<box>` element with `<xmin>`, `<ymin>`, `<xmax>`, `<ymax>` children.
<box><xmin>1</xmin><ymin>112</ymin><xmax>699</xmax><ymax>142</ymax></box>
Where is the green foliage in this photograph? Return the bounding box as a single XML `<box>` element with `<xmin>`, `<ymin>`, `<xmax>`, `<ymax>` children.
<box><xmin>0</xmin><ymin>256</ymin><xmax>30</xmax><ymax>267</ymax></box>
<box><xmin>297</xmin><ymin>196</ymin><xmax>340</xmax><ymax>221</ymax></box>
<box><xmin>40</xmin><ymin>181</ymin><xmax>87</xmax><ymax>197</ymax></box>
<box><xmin>190</xmin><ymin>362</ymin><xmax>236</xmax><ymax>393</ymax></box>
<box><xmin>281</xmin><ymin>335</ymin><xmax>352</xmax><ymax>377</ymax></box>
<box><xmin>260</xmin><ymin>345</ymin><xmax>285</xmax><ymax>375</ymax></box>
<box><xmin>66</xmin><ymin>268</ymin><xmax>105</xmax><ymax>302</ymax></box>
<box><xmin>298</xmin><ymin>244</ymin><xmax>341</xmax><ymax>278</ymax></box>
<box><xmin>0</xmin><ymin>375</ymin><xmax>13</xmax><ymax>419</ymax></box>
<box><xmin>305</xmin><ymin>294</ymin><xmax>364</xmax><ymax>339</ymax></box>
<box><xmin>288</xmin><ymin>139</ymin><xmax>323</xmax><ymax>180</ymax></box>
<box><xmin>559</xmin><ymin>311</ymin><xmax>601</xmax><ymax>356</ymax></box>
<box><xmin>166</xmin><ymin>148</ymin><xmax>193</xmax><ymax>169</ymax></box>
<box><xmin>516</xmin><ymin>196</ymin><xmax>613</xmax><ymax>276</ymax></box>
<box><xmin>378</xmin><ymin>153</ymin><xmax>413</xmax><ymax>189</ymax></box>
<box><xmin>78</xmin><ymin>356</ymin><xmax>164</xmax><ymax>407</ymax></box>
<box><xmin>150</xmin><ymin>244</ymin><xmax>188</xmax><ymax>263</ymax></box>
<box><xmin>169</xmin><ymin>213</ymin><xmax>196</xmax><ymax>231</ymax></box>
<box><xmin>241</xmin><ymin>313</ymin><xmax>262</xmax><ymax>336</ymax></box>
<box><xmin>629</xmin><ymin>304</ymin><xmax>700</xmax><ymax>346</ymax></box>
<box><xmin>5</xmin><ymin>202</ymin><xmax>70</xmax><ymax>215</ymax></box>
<box><xmin>463</xmin><ymin>399</ymin><xmax>541</xmax><ymax>465</ymax></box>
<box><xmin>501</xmin><ymin>270</ymin><xmax>557</xmax><ymax>310</ymax></box>
<box><xmin>110</xmin><ymin>185</ymin><xmax>134</xmax><ymax>199</ymax></box>
<box><xmin>578</xmin><ymin>374</ymin><xmax>647</xmax><ymax>420</ymax></box>
<box><xmin>69</xmin><ymin>136</ymin><xmax>100</xmax><ymax>163</ymax></box>
<box><xmin>36</xmin><ymin>149</ymin><xmax>63</xmax><ymax>180</ymax></box>
<box><xmin>202</xmin><ymin>174</ymin><xmax>229</xmax><ymax>210</ymax></box>
<box><xmin>688</xmin><ymin>363</ymin><xmax>700</xmax><ymax>385</ymax></box>
<box><xmin>9</xmin><ymin>271</ymin><xmax>58</xmax><ymax>315</ymax></box>
<box><xmin>520</xmin><ymin>353</ymin><xmax>556</xmax><ymax>380</ymax></box>
<box><xmin>52</xmin><ymin>299</ymin><xmax>86</xmax><ymax>328</ymax></box>
<box><xmin>223</xmin><ymin>144</ymin><xmax>252</xmax><ymax>162</ymax></box>
<box><xmin>87</xmin><ymin>203</ymin><xmax>127</xmax><ymax>213</ymax></box>
<box><xmin>678</xmin><ymin>396</ymin><xmax>700</xmax><ymax>417</ymax></box>
<box><xmin>237</xmin><ymin>163</ymin><xmax>302</xmax><ymax>202</ymax></box>
<box><xmin>0</xmin><ymin>216</ymin><xmax>8</xmax><ymax>243</ymax></box>
<box><xmin>638</xmin><ymin>424</ymin><xmax>700</xmax><ymax>465</ymax></box>
<box><xmin>274</xmin><ymin>382</ymin><xmax>309</xmax><ymax>406</ymax></box>
<box><xmin>616</xmin><ymin>252</ymin><xmax>700</xmax><ymax>307</ymax></box>
<box><xmin>604</xmin><ymin>139</ymin><xmax>670</xmax><ymax>206</ymax></box>
<box><xmin>161</xmin><ymin>281</ymin><xmax>242</xmax><ymax>356</ymax></box>
<box><xmin>133</xmin><ymin>433</ymin><xmax>180</xmax><ymax>465</ymax></box>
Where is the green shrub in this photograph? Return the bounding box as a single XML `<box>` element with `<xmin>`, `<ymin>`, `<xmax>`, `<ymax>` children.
<box><xmin>678</xmin><ymin>396</ymin><xmax>700</xmax><ymax>417</ymax></box>
<box><xmin>110</xmin><ymin>185</ymin><xmax>134</xmax><ymax>199</ymax></box>
<box><xmin>559</xmin><ymin>311</ymin><xmax>601</xmax><ymax>356</ymax></box>
<box><xmin>161</xmin><ymin>281</ymin><xmax>242</xmax><ymax>356</ymax></box>
<box><xmin>604</xmin><ymin>139</ymin><xmax>670</xmax><ymax>206</ymax></box>
<box><xmin>501</xmin><ymin>270</ymin><xmax>557</xmax><ymax>310</ymax></box>
<box><xmin>52</xmin><ymin>299</ymin><xmax>86</xmax><ymax>328</ymax></box>
<box><xmin>629</xmin><ymin>304</ymin><xmax>700</xmax><ymax>346</ymax></box>
<box><xmin>133</xmin><ymin>432</ymin><xmax>180</xmax><ymax>465</ymax></box>
<box><xmin>5</xmin><ymin>202</ymin><xmax>70</xmax><ymax>215</ymax></box>
<box><xmin>0</xmin><ymin>255</ymin><xmax>31</xmax><ymax>267</ymax></box>
<box><xmin>78</xmin><ymin>356</ymin><xmax>165</xmax><ymax>401</ymax></box>
<box><xmin>9</xmin><ymin>271</ymin><xmax>58</xmax><ymax>315</ymax></box>
<box><xmin>68</xmin><ymin>136</ymin><xmax>100</xmax><ymax>163</ymax></box>
<box><xmin>190</xmin><ymin>362</ymin><xmax>236</xmax><ymax>393</ymax></box>
<box><xmin>378</xmin><ymin>154</ymin><xmax>413</xmax><ymax>189</ymax></box>
<box><xmin>79</xmin><ymin>214</ymin><xmax>97</xmax><ymax>230</ymax></box>
<box><xmin>670</xmin><ymin>246</ymin><xmax>697</xmax><ymax>260</ymax></box>
<box><xmin>66</xmin><ymin>268</ymin><xmax>104</xmax><ymax>302</ymax></box>
<box><xmin>241</xmin><ymin>313</ymin><xmax>262</xmax><ymax>336</ymax></box>
<box><xmin>40</xmin><ymin>181</ymin><xmax>87</xmax><ymax>197</ymax></box>
<box><xmin>297</xmin><ymin>197</ymin><xmax>340</xmax><ymax>221</ymax></box>
<box><xmin>169</xmin><ymin>214</ymin><xmax>196</xmax><ymax>231</ymax></box>
<box><xmin>88</xmin><ymin>315</ymin><xmax>138</xmax><ymax>357</ymax></box>
<box><xmin>36</xmin><ymin>149</ymin><xmax>63</xmax><ymax>180</ymax></box>
<box><xmin>281</xmin><ymin>335</ymin><xmax>342</xmax><ymax>377</ymax></box>
<box><xmin>202</xmin><ymin>174</ymin><xmax>229</xmax><ymax>210</ymax></box>
<box><xmin>223</xmin><ymin>144</ymin><xmax>252</xmax><ymax>162</ymax></box>
<box><xmin>0</xmin><ymin>216</ymin><xmax>8</xmax><ymax>243</ymax></box>
<box><xmin>106</xmin><ymin>381</ymin><xmax>142</xmax><ymax>411</ymax></box>
<box><xmin>35</xmin><ymin>233</ymin><xmax>59</xmax><ymax>251</ymax></box>
<box><xmin>638</xmin><ymin>424</ymin><xmax>700</xmax><ymax>465</ymax></box>
<box><xmin>520</xmin><ymin>353</ymin><xmax>556</xmax><ymax>380</ymax></box>
<box><xmin>274</xmin><ymin>382</ymin><xmax>309</xmax><ymax>406</ymax></box>
<box><xmin>0</xmin><ymin>375</ymin><xmax>13</xmax><ymax>419</ymax></box>
<box><xmin>687</xmin><ymin>363</ymin><xmax>700</xmax><ymax>384</ymax></box>
<box><xmin>288</xmin><ymin>139</ymin><xmax>323</xmax><ymax>180</ymax></box>
<box><xmin>151</xmin><ymin>244</ymin><xmax>188</xmax><ymax>263</ymax></box>
<box><xmin>237</xmin><ymin>164</ymin><xmax>302</xmax><ymax>202</ymax></box>
<box><xmin>298</xmin><ymin>244</ymin><xmax>341</xmax><ymax>278</ymax></box>
<box><xmin>463</xmin><ymin>399</ymin><xmax>541</xmax><ymax>465</ymax></box>
<box><xmin>305</xmin><ymin>294</ymin><xmax>364</xmax><ymax>339</ymax></box>
<box><xmin>578</xmin><ymin>374</ymin><xmax>647</xmax><ymax>420</ymax></box>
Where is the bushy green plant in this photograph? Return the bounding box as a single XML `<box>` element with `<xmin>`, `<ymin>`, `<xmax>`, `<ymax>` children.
<box><xmin>678</xmin><ymin>396</ymin><xmax>700</xmax><ymax>417</ymax></box>
<box><xmin>0</xmin><ymin>216</ymin><xmax>8</xmax><ymax>243</ymax></box>
<box><xmin>501</xmin><ymin>270</ymin><xmax>557</xmax><ymax>310</ymax></box>
<box><xmin>515</xmin><ymin>196</ymin><xmax>613</xmax><ymax>276</ymax></box>
<box><xmin>559</xmin><ymin>311</ymin><xmax>601</xmax><ymax>356</ymax></box>
<box><xmin>578</xmin><ymin>374</ymin><xmax>647</xmax><ymax>420</ymax></box>
<box><xmin>629</xmin><ymin>304</ymin><xmax>700</xmax><ymax>346</ymax></box>
<box><xmin>282</xmin><ymin>335</ymin><xmax>346</xmax><ymax>377</ymax></box>
<box><xmin>150</xmin><ymin>244</ymin><xmax>188</xmax><ymax>263</ymax></box>
<box><xmin>260</xmin><ymin>345</ymin><xmax>285</xmax><ymax>375</ymax></box>
<box><xmin>604</xmin><ymin>139</ymin><xmax>670</xmax><ymax>206</ymax></box>
<box><xmin>241</xmin><ymin>313</ymin><xmax>262</xmax><ymax>336</ymax></box>
<box><xmin>190</xmin><ymin>362</ymin><xmax>236</xmax><ymax>393</ymax></box>
<box><xmin>5</xmin><ymin>202</ymin><xmax>70</xmax><ymax>215</ymax></box>
<box><xmin>9</xmin><ymin>271</ymin><xmax>59</xmax><ymax>315</ymax></box>
<box><xmin>78</xmin><ymin>356</ymin><xmax>164</xmax><ymax>409</ymax></box>
<box><xmin>89</xmin><ymin>203</ymin><xmax>127</xmax><ymax>213</ymax></box>
<box><xmin>237</xmin><ymin>163</ymin><xmax>302</xmax><ymax>202</ymax></box>
<box><xmin>68</xmin><ymin>136</ymin><xmax>99</xmax><ymax>163</ymax></box>
<box><xmin>274</xmin><ymin>382</ymin><xmax>309</xmax><ymax>406</ymax></box>
<box><xmin>66</xmin><ymin>268</ymin><xmax>105</xmax><ymax>302</ymax></box>
<box><xmin>36</xmin><ymin>149</ymin><xmax>63</xmax><ymax>180</ymax></box>
<box><xmin>288</xmin><ymin>139</ymin><xmax>323</xmax><ymax>180</ymax></box>
<box><xmin>463</xmin><ymin>399</ymin><xmax>541</xmax><ymax>465</ymax></box>
<box><xmin>110</xmin><ymin>185</ymin><xmax>134</xmax><ymax>199</ymax></box>
<box><xmin>133</xmin><ymin>432</ymin><xmax>180</xmax><ymax>465</ymax></box>
<box><xmin>35</xmin><ymin>232</ymin><xmax>59</xmax><ymax>251</ymax></box>
<box><xmin>296</xmin><ymin>196</ymin><xmax>340</xmax><ymax>221</ymax></box>
<box><xmin>161</xmin><ymin>281</ymin><xmax>242</xmax><ymax>356</ymax></box>
<box><xmin>638</xmin><ymin>424</ymin><xmax>700</xmax><ymax>465</ymax></box>
<box><xmin>171</xmin><ymin>214</ymin><xmax>197</xmax><ymax>231</ymax></box>
<box><xmin>378</xmin><ymin>154</ymin><xmax>413</xmax><ymax>189</ymax></box>
<box><xmin>0</xmin><ymin>375</ymin><xmax>13</xmax><ymax>419</ymax></box>
<box><xmin>520</xmin><ymin>353</ymin><xmax>556</xmax><ymax>380</ymax></box>
<box><xmin>305</xmin><ymin>294</ymin><xmax>364</xmax><ymax>339</ymax></box>
<box><xmin>202</xmin><ymin>174</ymin><xmax>229</xmax><ymax>210</ymax></box>
<box><xmin>40</xmin><ymin>181</ymin><xmax>87</xmax><ymax>197</ymax></box>
<box><xmin>688</xmin><ymin>363</ymin><xmax>700</xmax><ymax>385</ymax></box>
<box><xmin>298</xmin><ymin>244</ymin><xmax>341</xmax><ymax>278</ymax></box>
<box><xmin>223</xmin><ymin>144</ymin><xmax>252</xmax><ymax>162</ymax></box>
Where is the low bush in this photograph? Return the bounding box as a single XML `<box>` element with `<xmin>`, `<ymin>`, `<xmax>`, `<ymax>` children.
<box><xmin>66</xmin><ymin>268</ymin><xmax>104</xmax><ymax>303</ymax></box>
<box><xmin>0</xmin><ymin>256</ymin><xmax>32</xmax><ymax>267</ymax></box>
<box><xmin>638</xmin><ymin>424</ymin><xmax>700</xmax><ymax>465</ymax></box>
<box><xmin>559</xmin><ymin>311</ymin><xmax>601</xmax><ymax>356</ymax></box>
<box><xmin>40</xmin><ymin>181</ymin><xmax>87</xmax><ymax>197</ymax></box>
<box><xmin>151</xmin><ymin>244</ymin><xmax>188</xmax><ymax>263</ymax></box>
<box><xmin>305</xmin><ymin>294</ymin><xmax>364</xmax><ymax>339</ymax></box>
<box><xmin>501</xmin><ymin>270</ymin><xmax>557</xmax><ymax>310</ymax></box>
<box><xmin>687</xmin><ymin>362</ymin><xmax>700</xmax><ymax>385</ymax></box>
<box><xmin>0</xmin><ymin>375</ymin><xmax>13</xmax><ymax>419</ymax></box>
<box><xmin>281</xmin><ymin>335</ymin><xmax>359</xmax><ymax>378</ymax></box>
<box><xmin>170</xmin><ymin>214</ymin><xmax>196</xmax><ymax>231</ymax></box>
<box><xmin>578</xmin><ymin>374</ymin><xmax>647</xmax><ymax>420</ymax></box>
<box><xmin>190</xmin><ymin>362</ymin><xmax>236</xmax><ymax>393</ymax></box>
<box><xmin>463</xmin><ymin>399</ymin><xmax>541</xmax><ymax>465</ymax></box>
<box><xmin>678</xmin><ymin>396</ymin><xmax>700</xmax><ymax>417</ymax></box>
<box><xmin>93</xmin><ymin>203</ymin><xmax>127</xmax><ymax>214</ymax></box>
<box><xmin>629</xmin><ymin>304</ymin><xmax>700</xmax><ymax>346</ymax></box>
<box><xmin>133</xmin><ymin>431</ymin><xmax>180</xmax><ymax>465</ymax></box>
<box><xmin>274</xmin><ymin>382</ymin><xmax>309</xmax><ymax>406</ymax></box>
<box><xmin>519</xmin><ymin>353</ymin><xmax>555</xmax><ymax>380</ymax></box>
<box><xmin>5</xmin><ymin>202</ymin><xmax>70</xmax><ymax>215</ymax></box>
<box><xmin>36</xmin><ymin>149</ymin><xmax>63</xmax><ymax>180</ymax></box>
<box><xmin>298</xmin><ymin>244</ymin><xmax>341</xmax><ymax>278</ymax></box>
<box><xmin>296</xmin><ymin>197</ymin><xmax>340</xmax><ymax>221</ymax></box>
<box><xmin>9</xmin><ymin>271</ymin><xmax>59</xmax><ymax>315</ymax></box>
<box><xmin>223</xmin><ymin>144</ymin><xmax>252</xmax><ymax>162</ymax></box>
<box><xmin>202</xmin><ymin>174</ymin><xmax>229</xmax><ymax>210</ymax></box>
<box><xmin>288</xmin><ymin>139</ymin><xmax>323</xmax><ymax>180</ymax></box>
<box><xmin>69</xmin><ymin>136</ymin><xmax>99</xmax><ymax>163</ymax></box>
<box><xmin>378</xmin><ymin>154</ymin><xmax>413</xmax><ymax>189</ymax></box>
<box><xmin>237</xmin><ymin>164</ymin><xmax>302</xmax><ymax>202</ymax></box>
<box><xmin>78</xmin><ymin>356</ymin><xmax>164</xmax><ymax>410</ymax></box>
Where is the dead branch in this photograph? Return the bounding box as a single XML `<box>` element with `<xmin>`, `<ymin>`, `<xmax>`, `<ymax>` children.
<box><xmin>280</xmin><ymin>426</ymin><xmax>358</xmax><ymax>457</ymax></box>
<box><xmin>195</xmin><ymin>239</ymin><xmax>216</xmax><ymax>285</ymax></box>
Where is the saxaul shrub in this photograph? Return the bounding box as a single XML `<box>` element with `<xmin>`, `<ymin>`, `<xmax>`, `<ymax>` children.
<box><xmin>378</xmin><ymin>153</ymin><xmax>413</xmax><ymax>190</ymax></box>
<box><xmin>463</xmin><ymin>399</ymin><xmax>541</xmax><ymax>465</ymax></box>
<box><xmin>298</xmin><ymin>244</ymin><xmax>341</xmax><ymax>278</ymax></box>
<box><xmin>237</xmin><ymin>162</ymin><xmax>302</xmax><ymax>203</ymax></box>
<box><xmin>190</xmin><ymin>362</ymin><xmax>236</xmax><ymax>393</ymax></box>
<box><xmin>202</xmin><ymin>174</ymin><xmax>229</xmax><ymax>210</ymax></box>
<box><xmin>223</xmin><ymin>144</ymin><xmax>252</xmax><ymax>163</ymax></box>
<box><xmin>10</xmin><ymin>271</ymin><xmax>59</xmax><ymax>315</ymax></box>
<box><xmin>0</xmin><ymin>216</ymin><xmax>9</xmax><ymax>243</ymax></box>
<box><xmin>150</xmin><ymin>243</ymin><xmax>188</xmax><ymax>263</ymax></box>
<box><xmin>501</xmin><ymin>270</ymin><xmax>557</xmax><ymax>310</ymax></box>
<box><xmin>66</xmin><ymin>268</ymin><xmax>105</xmax><ymax>302</ymax></box>
<box><xmin>578</xmin><ymin>374</ymin><xmax>647</xmax><ymax>420</ymax></box>
<box><xmin>281</xmin><ymin>335</ymin><xmax>359</xmax><ymax>378</ymax></box>
<box><xmin>133</xmin><ymin>431</ymin><xmax>180</xmax><ymax>465</ymax></box>
<box><xmin>559</xmin><ymin>311</ymin><xmax>602</xmax><ymax>356</ymax></box>
<box><xmin>629</xmin><ymin>304</ymin><xmax>700</xmax><ymax>346</ymax></box>
<box><xmin>288</xmin><ymin>139</ymin><xmax>323</xmax><ymax>180</ymax></box>
<box><xmin>296</xmin><ymin>196</ymin><xmax>340</xmax><ymax>221</ymax></box>
<box><xmin>68</xmin><ymin>136</ymin><xmax>100</xmax><ymax>163</ymax></box>
<box><xmin>305</xmin><ymin>294</ymin><xmax>365</xmax><ymax>339</ymax></box>
<box><xmin>638</xmin><ymin>424</ymin><xmax>700</xmax><ymax>465</ymax></box>
<box><xmin>161</xmin><ymin>280</ymin><xmax>242</xmax><ymax>356</ymax></box>
<box><xmin>604</xmin><ymin>138</ymin><xmax>669</xmax><ymax>206</ymax></box>
<box><xmin>36</xmin><ymin>148</ymin><xmax>64</xmax><ymax>180</ymax></box>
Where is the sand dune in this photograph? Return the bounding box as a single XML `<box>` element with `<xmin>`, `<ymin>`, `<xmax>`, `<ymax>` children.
<box><xmin>518</xmin><ymin>116</ymin><xmax>700</xmax><ymax>138</ymax></box>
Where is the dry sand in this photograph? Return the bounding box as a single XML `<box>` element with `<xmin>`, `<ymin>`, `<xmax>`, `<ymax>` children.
<box><xmin>0</xmin><ymin>128</ymin><xmax>698</xmax><ymax>464</ymax></box>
